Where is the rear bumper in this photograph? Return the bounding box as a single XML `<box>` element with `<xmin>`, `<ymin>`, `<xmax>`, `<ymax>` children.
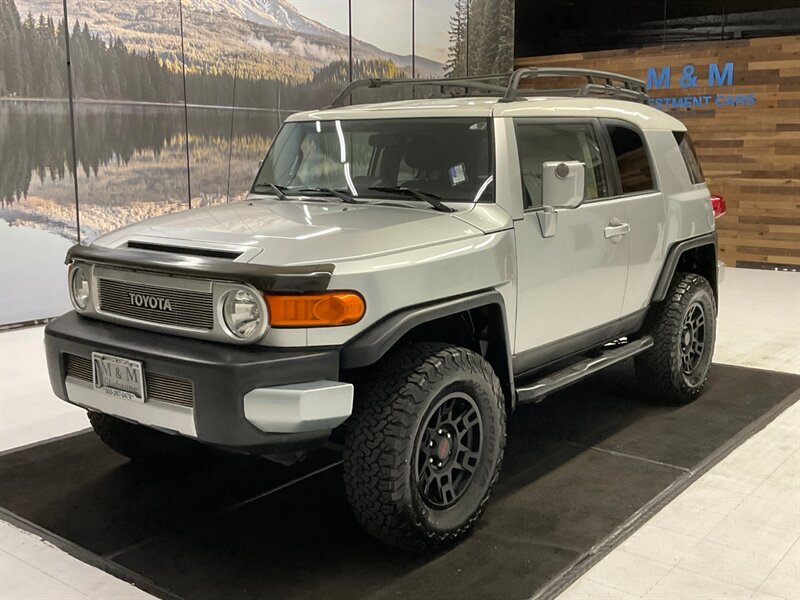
<box><xmin>44</xmin><ymin>312</ymin><xmax>352</xmax><ymax>452</ymax></box>
<box><xmin>717</xmin><ymin>260</ymin><xmax>726</xmax><ymax>285</ymax></box>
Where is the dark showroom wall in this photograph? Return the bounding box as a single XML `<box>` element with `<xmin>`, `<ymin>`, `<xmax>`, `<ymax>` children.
<box><xmin>0</xmin><ymin>0</ymin><xmax>514</xmax><ymax>326</ymax></box>
<box><xmin>515</xmin><ymin>0</ymin><xmax>800</xmax><ymax>270</ymax></box>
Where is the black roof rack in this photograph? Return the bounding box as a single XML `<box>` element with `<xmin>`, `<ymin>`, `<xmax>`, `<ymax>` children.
<box><xmin>326</xmin><ymin>67</ymin><xmax>648</xmax><ymax>108</ymax></box>
<box><xmin>327</xmin><ymin>74</ymin><xmax>509</xmax><ymax>108</ymax></box>
<box><xmin>500</xmin><ymin>67</ymin><xmax>648</xmax><ymax>103</ymax></box>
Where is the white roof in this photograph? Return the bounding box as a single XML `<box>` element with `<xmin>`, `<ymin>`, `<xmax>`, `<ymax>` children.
<box><xmin>286</xmin><ymin>96</ymin><xmax>686</xmax><ymax>131</ymax></box>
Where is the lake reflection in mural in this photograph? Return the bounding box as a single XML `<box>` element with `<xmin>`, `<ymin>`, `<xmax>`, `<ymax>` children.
<box><xmin>1</xmin><ymin>99</ymin><xmax>283</xmax><ymax>241</ymax></box>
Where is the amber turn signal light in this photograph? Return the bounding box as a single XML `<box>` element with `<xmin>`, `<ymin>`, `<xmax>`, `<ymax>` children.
<box><xmin>265</xmin><ymin>292</ymin><xmax>365</xmax><ymax>327</ymax></box>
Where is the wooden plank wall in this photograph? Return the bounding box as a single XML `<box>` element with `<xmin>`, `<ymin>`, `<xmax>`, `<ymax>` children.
<box><xmin>516</xmin><ymin>36</ymin><xmax>800</xmax><ymax>269</ymax></box>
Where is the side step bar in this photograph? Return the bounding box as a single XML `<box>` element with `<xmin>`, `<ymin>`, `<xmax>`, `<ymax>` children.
<box><xmin>516</xmin><ymin>336</ymin><xmax>653</xmax><ymax>404</ymax></box>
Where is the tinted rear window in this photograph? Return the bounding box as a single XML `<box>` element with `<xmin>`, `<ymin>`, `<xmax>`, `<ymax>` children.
<box><xmin>606</xmin><ymin>123</ymin><xmax>655</xmax><ymax>194</ymax></box>
<box><xmin>674</xmin><ymin>131</ymin><xmax>705</xmax><ymax>184</ymax></box>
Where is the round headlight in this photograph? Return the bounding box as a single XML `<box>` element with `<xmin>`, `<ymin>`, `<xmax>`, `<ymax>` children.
<box><xmin>71</xmin><ymin>267</ymin><xmax>90</xmax><ymax>310</ymax></box>
<box><xmin>222</xmin><ymin>288</ymin><xmax>264</xmax><ymax>340</ymax></box>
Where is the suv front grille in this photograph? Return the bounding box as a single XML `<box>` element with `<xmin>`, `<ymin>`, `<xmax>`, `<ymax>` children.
<box><xmin>97</xmin><ymin>278</ymin><xmax>214</xmax><ymax>330</ymax></box>
<box><xmin>64</xmin><ymin>354</ymin><xmax>195</xmax><ymax>408</ymax></box>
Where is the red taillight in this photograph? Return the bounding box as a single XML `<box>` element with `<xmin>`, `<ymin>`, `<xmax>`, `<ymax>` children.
<box><xmin>710</xmin><ymin>194</ymin><xmax>726</xmax><ymax>218</ymax></box>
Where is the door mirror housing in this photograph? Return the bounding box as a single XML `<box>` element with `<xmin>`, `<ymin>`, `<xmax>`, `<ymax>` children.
<box><xmin>542</xmin><ymin>161</ymin><xmax>585</xmax><ymax>209</ymax></box>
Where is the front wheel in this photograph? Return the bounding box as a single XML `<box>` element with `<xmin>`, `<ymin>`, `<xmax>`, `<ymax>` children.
<box><xmin>636</xmin><ymin>272</ymin><xmax>717</xmax><ymax>404</ymax></box>
<box><xmin>343</xmin><ymin>343</ymin><xmax>506</xmax><ymax>552</ymax></box>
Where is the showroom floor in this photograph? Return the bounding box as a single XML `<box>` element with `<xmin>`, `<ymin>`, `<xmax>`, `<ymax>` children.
<box><xmin>0</xmin><ymin>267</ymin><xmax>798</xmax><ymax>600</ymax></box>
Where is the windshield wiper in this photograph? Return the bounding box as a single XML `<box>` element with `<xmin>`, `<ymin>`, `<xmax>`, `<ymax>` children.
<box><xmin>251</xmin><ymin>182</ymin><xmax>289</xmax><ymax>201</ymax></box>
<box><xmin>368</xmin><ymin>186</ymin><xmax>456</xmax><ymax>213</ymax></box>
<box><xmin>289</xmin><ymin>187</ymin><xmax>363</xmax><ymax>204</ymax></box>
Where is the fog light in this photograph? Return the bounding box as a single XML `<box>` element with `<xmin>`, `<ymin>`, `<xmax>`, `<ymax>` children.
<box><xmin>222</xmin><ymin>288</ymin><xmax>264</xmax><ymax>340</ymax></box>
<box><xmin>70</xmin><ymin>266</ymin><xmax>90</xmax><ymax>310</ymax></box>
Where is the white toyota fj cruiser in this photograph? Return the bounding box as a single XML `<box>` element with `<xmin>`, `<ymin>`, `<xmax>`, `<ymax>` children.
<box><xmin>45</xmin><ymin>68</ymin><xmax>725</xmax><ymax>551</ymax></box>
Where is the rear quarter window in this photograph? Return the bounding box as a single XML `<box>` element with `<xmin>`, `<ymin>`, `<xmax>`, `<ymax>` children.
<box><xmin>674</xmin><ymin>131</ymin><xmax>705</xmax><ymax>184</ymax></box>
<box><xmin>605</xmin><ymin>122</ymin><xmax>655</xmax><ymax>194</ymax></box>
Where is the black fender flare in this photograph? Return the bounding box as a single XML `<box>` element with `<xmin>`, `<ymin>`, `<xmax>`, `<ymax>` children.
<box><xmin>340</xmin><ymin>289</ymin><xmax>515</xmax><ymax>405</ymax></box>
<box><xmin>651</xmin><ymin>232</ymin><xmax>718</xmax><ymax>303</ymax></box>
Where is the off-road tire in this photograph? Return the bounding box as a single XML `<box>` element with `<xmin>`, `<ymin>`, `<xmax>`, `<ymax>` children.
<box><xmin>636</xmin><ymin>272</ymin><xmax>716</xmax><ymax>404</ymax></box>
<box><xmin>88</xmin><ymin>411</ymin><xmax>205</xmax><ymax>464</ymax></box>
<box><xmin>343</xmin><ymin>343</ymin><xmax>506</xmax><ymax>552</ymax></box>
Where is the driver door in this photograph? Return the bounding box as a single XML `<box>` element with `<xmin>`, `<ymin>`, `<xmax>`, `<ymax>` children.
<box><xmin>512</xmin><ymin>118</ymin><xmax>630</xmax><ymax>362</ymax></box>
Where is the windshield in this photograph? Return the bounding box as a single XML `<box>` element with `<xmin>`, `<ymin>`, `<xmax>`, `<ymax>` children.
<box><xmin>253</xmin><ymin>117</ymin><xmax>494</xmax><ymax>203</ymax></box>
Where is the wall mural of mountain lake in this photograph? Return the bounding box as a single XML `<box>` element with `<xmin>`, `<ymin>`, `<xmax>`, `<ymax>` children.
<box><xmin>0</xmin><ymin>0</ymin><xmax>514</xmax><ymax>324</ymax></box>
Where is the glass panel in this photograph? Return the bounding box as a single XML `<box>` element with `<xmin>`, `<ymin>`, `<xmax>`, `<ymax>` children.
<box><xmin>607</xmin><ymin>123</ymin><xmax>655</xmax><ymax>194</ymax></box>
<box><xmin>415</xmin><ymin>0</ymin><xmax>454</xmax><ymax>78</ymax></box>
<box><xmin>227</xmin><ymin>110</ymin><xmax>288</xmax><ymax>203</ymax></box>
<box><xmin>223</xmin><ymin>0</ymin><xmax>350</xmax><ymax>201</ymax></box>
<box><xmin>674</xmin><ymin>131</ymin><xmax>705</xmax><ymax>184</ymax></box>
<box><xmin>0</xmin><ymin>0</ymin><xmax>76</xmax><ymax>323</ymax></box>
<box><xmin>182</xmin><ymin>1</ymin><xmax>236</xmax><ymax>209</ymax></box>
<box><xmin>467</xmin><ymin>0</ymin><xmax>515</xmax><ymax>75</ymax></box>
<box><xmin>350</xmin><ymin>0</ymin><xmax>413</xmax><ymax>104</ymax></box>
<box><xmin>515</xmin><ymin>121</ymin><xmax>608</xmax><ymax>209</ymax></box>
<box><xmin>255</xmin><ymin>117</ymin><xmax>494</xmax><ymax>202</ymax></box>
<box><xmin>66</xmin><ymin>0</ymin><xmax>189</xmax><ymax>241</ymax></box>
<box><xmin>282</xmin><ymin>0</ymin><xmax>350</xmax><ymax>108</ymax></box>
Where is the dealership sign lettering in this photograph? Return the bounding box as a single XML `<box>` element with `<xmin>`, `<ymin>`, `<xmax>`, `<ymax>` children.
<box><xmin>644</xmin><ymin>62</ymin><xmax>756</xmax><ymax>110</ymax></box>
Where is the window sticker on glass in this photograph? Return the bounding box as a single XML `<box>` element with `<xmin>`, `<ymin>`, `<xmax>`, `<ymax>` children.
<box><xmin>449</xmin><ymin>163</ymin><xmax>467</xmax><ymax>186</ymax></box>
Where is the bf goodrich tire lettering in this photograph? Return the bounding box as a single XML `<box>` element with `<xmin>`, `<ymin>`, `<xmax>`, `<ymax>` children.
<box><xmin>343</xmin><ymin>343</ymin><xmax>506</xmax><ymax>551</ymax></box>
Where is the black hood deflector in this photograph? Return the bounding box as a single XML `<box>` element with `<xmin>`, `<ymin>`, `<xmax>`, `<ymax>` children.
<box><xmin>66</xmin><ymin>244</ymin><xmax>334</xmax><ymax>293</ymax></box>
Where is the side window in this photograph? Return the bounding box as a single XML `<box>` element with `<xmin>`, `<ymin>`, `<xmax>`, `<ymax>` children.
<box><xmin>674</xmin><ymin>131</ymin><xmax>705</xmax><ymax>184</ymax></box>
<box><xmin>514</xmin><ymin>120</ymin><xmax>609</xmax><ymax>209</ymax></box>
<box><xmin>606</xmin><ymin>122</ymin><xmax>655</xmax><ymax>194</ymax></box>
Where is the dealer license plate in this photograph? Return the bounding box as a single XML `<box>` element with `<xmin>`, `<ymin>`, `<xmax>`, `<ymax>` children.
<box><xmin>92</xmin><ymin>352</ymin><xmax>146</xmax><ymax>403</ymax></box>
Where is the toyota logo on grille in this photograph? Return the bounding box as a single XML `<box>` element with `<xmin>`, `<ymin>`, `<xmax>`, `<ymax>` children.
<box><xmin>128</xmin><ymin>292</ymin><xmax>173</xmax><ymax>312</ymax></box>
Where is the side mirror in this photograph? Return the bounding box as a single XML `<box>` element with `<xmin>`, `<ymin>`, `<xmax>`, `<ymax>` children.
<box><xmin>542</xmin><ymin>161</ymin><xmax>585</xmax><ymax>209</ymax></box>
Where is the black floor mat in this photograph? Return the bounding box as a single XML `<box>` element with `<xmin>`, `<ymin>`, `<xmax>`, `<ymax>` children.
<box><xmin>1</xmin><ymin>363</ymin><xmax>798</xmax><ymax>600</ymax></box>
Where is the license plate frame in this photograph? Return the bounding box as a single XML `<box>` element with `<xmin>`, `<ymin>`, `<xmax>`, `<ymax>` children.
<box><xmin>92</xmin><ymin>352</ymin><xmax>146</xmax><ymax>403</ymax></box>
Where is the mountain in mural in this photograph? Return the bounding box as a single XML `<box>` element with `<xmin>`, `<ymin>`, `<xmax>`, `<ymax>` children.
<box><xmin>12</xmin><ymin>0</ymin><xmax>443</xmax><ymax>80</ymax></box>
<box><xmin>196</xmin><ymin>0</ymin><xmax>338</xmax><ymax>36</ymax></box>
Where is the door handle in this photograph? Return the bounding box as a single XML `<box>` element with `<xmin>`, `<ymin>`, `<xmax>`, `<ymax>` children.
<box><xmin>604</xmin><ymin>222</ymin><xmax>630</xmax><ymax>241</ymax></box>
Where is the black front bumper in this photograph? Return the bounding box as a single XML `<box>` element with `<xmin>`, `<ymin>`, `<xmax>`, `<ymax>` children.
<box><xmin>45</xmin><ymin>311</ymin><xmax>340</xmax><ymax>451</ymax></box>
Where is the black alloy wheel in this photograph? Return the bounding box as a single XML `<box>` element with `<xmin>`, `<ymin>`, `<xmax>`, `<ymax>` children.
<box><xmin>680</xmin><ymin>302</ymin><xmax>706</xmax><ymax>375</ymax></box>
<box><xmin>415</xmin><ymin>391</ymin><xmax>482</xmax><ymax>509</ymax></box>
<box><xmin>636</xmin><ymin>272</ymin><xmax>717</xmax><ymax>404</ymax></box>
<box><xmin>343</xmin><ymin>342</ymin><xmax>506</xmax><ymax>551</ymax></box>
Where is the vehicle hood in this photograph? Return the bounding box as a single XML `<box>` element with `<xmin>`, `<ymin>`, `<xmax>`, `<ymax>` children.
<box><xmin>95</xmin><ymin>199</ymin><xmax>489</xmax><ymax>265</ymax></box>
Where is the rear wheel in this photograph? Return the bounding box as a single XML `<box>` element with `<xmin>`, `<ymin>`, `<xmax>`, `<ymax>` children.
<box><xmin>88</xmin><ymin>411</ymin><xmax>205</xmax><ymax>464</ymax></box>
<box><xmin>636</xmin><ymin>272</ymin><xmax>716</xmax><ymax>404</ymax></box>
<box><xmin>343</xmin><ymin>343</ymin><xmax>506</xmax><ymax>552</ymax></box>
